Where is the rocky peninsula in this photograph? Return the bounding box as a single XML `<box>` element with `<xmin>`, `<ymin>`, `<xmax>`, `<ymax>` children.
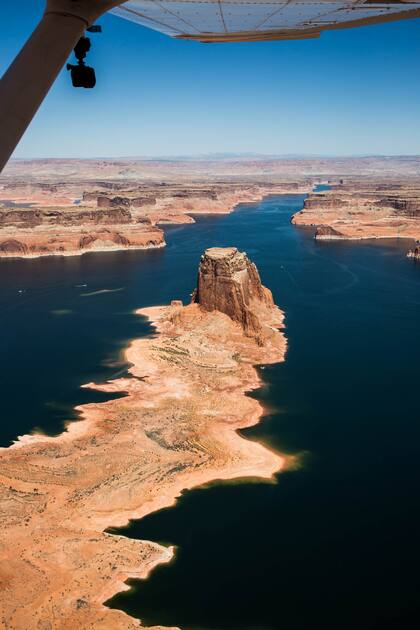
<box><xmin>0</xmin><ymin>248</ymin><xmax>287</xmax><ymax>629</ymax></box>
<box><xmin>292</xmin><ymin>179</ymin><xmax>420</xmax><ymax>257</ymax></box>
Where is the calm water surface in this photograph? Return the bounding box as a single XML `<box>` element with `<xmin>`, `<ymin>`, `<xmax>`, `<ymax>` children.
<box><xmin>1</xmin><ymin>193</ymin><xmax>419</xmax><ymax>629</ymax></box>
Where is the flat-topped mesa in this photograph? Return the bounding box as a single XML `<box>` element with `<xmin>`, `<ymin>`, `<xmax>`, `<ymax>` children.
<box><xmin>192</xmin><ymin>247</ymin><xmax>277</xmax><ymax>338</ymax></box>
<box><xmin>292</xmin><ymin>181</ymin><xmax>420</xmax><ymax>250</ymax></box>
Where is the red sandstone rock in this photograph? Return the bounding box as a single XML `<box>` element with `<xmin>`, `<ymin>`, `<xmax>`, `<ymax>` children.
<box><xmin>0</xmin><ymin>238</ymin><xmax>28</xmax><ymax>254</ymax></box>
<box><xmin>0</xmin><ymin>170</ymin><xmax>313</xmax><ymax>259</ymax></box>
<box><xmin>315</xmin><ymin>225</ymin><xmax>347</xmax><ymax>240</ymax></box>
<box><xmin>193</xmin><ymin>247</ymin><xmax>277</xmax><ymax>339</ymax></box>
<box><xmin>292</xmin><ymin>181</ymin><xmax>420</xmax><ymax>246</ymax></box>
<box><xmin>0</xmin><ymin>226</ymin><xmax>165</xmax><ymax>258</ymax></box>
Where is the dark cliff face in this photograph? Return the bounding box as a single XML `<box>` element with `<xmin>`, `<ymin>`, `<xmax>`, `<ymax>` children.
<box><xmin>304</xmin><ymin>188</ymin><xmax>420</xmax><ymax>218</ymax></box>
<box><xmin>73</xmin><ymin>208</ymin><xmax>132</xmax><ymax>225</ymax></box>
<box><xmin>173</xmin><ymin>189</ymin><xmax>218</xmax><ymax>200</ymax></box>
<box><xmin>304</xmin><ymin>195</ymin><xmax>349</xmax><ymax>210</ymax></box>
<box><xmin>315</xmin><ymin>225</ymin><xmax>346</xmax><ymax>239</ymax></box>
<box><xmin>192</xmin><ymin>247</ymin><xmax>274</xmax><ymax>337</ymax></box>
<box><xmin>97</xmin><ymin>196</ymin><xmax>131</xmax><ymax>209</ymax></box>
<box><xmin>376</xmin><ymin>196</ymin><xmax>420</xmax><ymax>216</ymax></box>
<box><xmin>96</xmin><ymin>195</ymin><xmax>156</xmax><ymax>209</ymax></box>
<box><xmin>0</xmin><ymin>239</ymin><xmax>28</xmax><ymax>254</ymax></box>
<box><xmin>0</xmin><ymin>209</ymin><xmax>43</xmax><ymax>228</ymax></box>
<box><xmin>0</xmin><ymin>207</ymin><xmax>132</xmax><ymax>227</ymax></box>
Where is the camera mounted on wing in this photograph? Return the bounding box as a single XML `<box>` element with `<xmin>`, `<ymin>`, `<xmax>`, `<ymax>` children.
<box><xmin>66</xmin><ymin>24</ymin><xmax>102</xmax><ymax>89</ymax></box>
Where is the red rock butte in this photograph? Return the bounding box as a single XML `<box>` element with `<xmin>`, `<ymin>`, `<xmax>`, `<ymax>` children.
<box><xmin>193</xmin><ymin>247</ymin><xmax>276</xmax><ymax>339</ymax></box>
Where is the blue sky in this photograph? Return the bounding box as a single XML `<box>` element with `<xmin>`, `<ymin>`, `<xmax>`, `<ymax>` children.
<box><xmin>1</xmin><ymin>1</ymin><xmax>420</xmax><ymax>157</ymax></box>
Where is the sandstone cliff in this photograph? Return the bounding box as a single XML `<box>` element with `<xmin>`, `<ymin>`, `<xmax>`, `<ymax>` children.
<box><xmin>192</xmin><ymin>247</ymin><xmax>281</xmax><ymax>341</ymax></box>
<box><xmin>0</xmin><ymin>179</ymin><xmax>311</xmax><ymax>259</ymax></box>
<box><xmin>0</xmin><ymin>223</ymin><xmax>164</xmax><ymax>258</ymax></box>
<box><xmin>292</xmin><ymin>180</ymin><xmax>420</xmax><ymax>257</ymax></box>
<box><xmin>315</xmin><ymin>225</ymin><xmax>348</xmax><ymax>240</ymax></box>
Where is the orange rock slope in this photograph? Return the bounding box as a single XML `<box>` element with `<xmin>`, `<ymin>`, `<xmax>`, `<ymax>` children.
<box><xmin>0</xmin><ymin>247</ymin><xmax>287</xmax><ymax>629</ymax></box>
<box><xmin>292</xmin><ymin>180</ymin><xmax>420</xmax><ymax>251</ymax></box>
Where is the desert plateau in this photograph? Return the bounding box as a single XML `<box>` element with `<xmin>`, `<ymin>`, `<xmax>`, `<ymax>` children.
<box><xmin>292</xmin><ymin>178</ymin><xmax>420</xmax><ymax>255</ymax></box>
<box><xmin>1</xmin><ymin>157</ymin><xmax>420</xmax><ymax>259</ymax></box>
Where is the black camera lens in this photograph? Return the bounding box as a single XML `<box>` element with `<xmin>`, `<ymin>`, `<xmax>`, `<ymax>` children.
<box><xmin>67</xmin><ymin>64</ymin><xmax>96</xmax><ymax>89</ymax></box>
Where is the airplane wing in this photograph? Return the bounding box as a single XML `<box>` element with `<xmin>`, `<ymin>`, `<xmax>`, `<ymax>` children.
<box><xmin>111</xmin><ymin>0</ymin><xmax>420</xmax><ymax>42</ymax></box>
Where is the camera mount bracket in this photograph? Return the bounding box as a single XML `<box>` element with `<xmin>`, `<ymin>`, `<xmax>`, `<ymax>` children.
<box><xmin>66</xmin><ymin>26</ymin><xmax>101</xmax><ymax>89</ymax></box>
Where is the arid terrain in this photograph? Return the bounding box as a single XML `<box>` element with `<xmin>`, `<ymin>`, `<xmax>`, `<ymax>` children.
<box><xmin>292</xmin><ymin>178</ymin><xmax>420</xmax><ymax>257</ymax></box>
<box><xmin>4</xmin><ymin>155</ymin><xmax>420</xmax><ymax>182</ymax></box>
<box><xmin>0</xmin><ymin>158</ymin><xmax>314</xmax><ymax>258</ymax></box>
<box><xmin>1</xmin><ymin>156</ymin><xmax>420</xmax><ymax>259</ymax></box>
<box><xmin>1</xmin><ymin>157</ymin><xmax>419</xmax><ymax>628</ymax></box>
<box><xmin>0</xmin><ymin>247</ymin><xmax>288</xmax><ymax>629</ymax></box>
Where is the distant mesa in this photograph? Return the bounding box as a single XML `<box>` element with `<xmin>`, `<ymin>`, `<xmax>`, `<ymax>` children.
<box><xmin>292</xmin><ymin>179</ymin><xmax>420</xmax><ymax>252</ymax></box>
<box><xmin>0</xmin><ymin>174</ymin><xmax>307</xmax><ymax>259</ymax></box>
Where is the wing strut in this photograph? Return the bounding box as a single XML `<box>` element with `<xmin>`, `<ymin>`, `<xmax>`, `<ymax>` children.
<box><xmin>0</xmin><ymin>0</ymin><xmax>121</xmax><ymax>173</ymax></box>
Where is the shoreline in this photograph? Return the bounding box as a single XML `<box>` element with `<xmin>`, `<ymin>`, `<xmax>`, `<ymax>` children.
<box><xmin>315</xmin><ymin>233</ymin><xmax>418</xmax><ymax>242</ymax></box>
<box><xmin>95</xmin><ymin>305</ymin><xmax>287</xmax><ymax>617</ymax></box>
<box><xmin>0</xmin><ymin>240</ymin><xmax>166</xmax><ymax>260</ymax></box>
<box><xmin>292</xmin><ymin>183</ymin><xmax>420</xmax><ymax>250</ymax></box>
<box><xmin>0</xmin><ymin>298</ymin><xmax>287</xmax><ymax>629</ymax></box>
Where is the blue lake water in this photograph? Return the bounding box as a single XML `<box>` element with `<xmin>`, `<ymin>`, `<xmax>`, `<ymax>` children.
<box><xmin>1</xmin><ymin>192</ymin><xmax>419</xmax><ymax>629</ymax></box>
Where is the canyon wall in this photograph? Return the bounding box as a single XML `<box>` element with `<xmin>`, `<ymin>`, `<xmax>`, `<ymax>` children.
<box><xmin>0</xmin><ymin>180</ymin><xmax>311</xmax><ymax>258</ymax></box>
<box><xmin>292</xmin><ymin>180</ymin><xmax>420</xmax><ymax>254</ymax></box>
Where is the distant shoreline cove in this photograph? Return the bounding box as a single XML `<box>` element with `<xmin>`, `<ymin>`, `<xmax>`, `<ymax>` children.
<box><xmin>0</xmin><ymin>241</ymin><xmax>166</xmax><ymax>260</ymax></box>
<box><xmin>2</xmin><ymin>231</ymin><xmax>419</xmax><ymax>260</ymax></box>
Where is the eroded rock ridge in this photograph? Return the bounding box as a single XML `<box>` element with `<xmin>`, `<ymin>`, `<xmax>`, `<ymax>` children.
<box><xmin>292</xmin><ymin>179</ymin><xmax>420</xmax><ymax>257</ymax></box>
<box><xmin>193</xmin><ymin>247</ymin><xmax>277</xmax><ymax>339</ymax></box>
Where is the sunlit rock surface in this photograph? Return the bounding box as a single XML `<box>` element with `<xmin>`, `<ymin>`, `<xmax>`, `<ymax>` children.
<box><xmin>193</xmin><ymin>247</ymin><xmax>277</xmax><ymax>338</ymax></box>
<box><xmin>292</xmin><ymin>179</ymin><xmax>420</xmax><ymax>255</ymax></box>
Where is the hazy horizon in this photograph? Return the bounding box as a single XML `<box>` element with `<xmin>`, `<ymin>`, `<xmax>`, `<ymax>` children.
<box><xmin>7</xmin><ymin>152</ymin><xmax>420</xmax><ymax>162</ymax></box>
